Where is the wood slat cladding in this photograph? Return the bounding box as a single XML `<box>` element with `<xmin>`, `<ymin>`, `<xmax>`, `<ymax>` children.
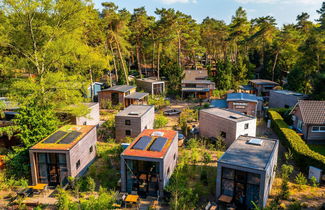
<box><xmin>29</xmin><ymin>126</ymin><xmax>97</xmax><ymax>185</ymax></box>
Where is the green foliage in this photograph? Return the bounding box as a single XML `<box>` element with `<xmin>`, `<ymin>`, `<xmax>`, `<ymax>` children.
<box><xmin>212</xmin><ymin>89</ymin><xmax>228</xmax><ymax>98</ymax></box>
<box><xmin>56</xmin><ymin>187</ymin><xmax>70</xmax><ymax>210</ymax></box>
<box><xmin>85</xmin><ymin>177</ymin><xmax>96</xmax><ymax>192</ymax></box>
<box><xmin>284</xmin><ymin>149</ymin><xmax>294</xmax><ymax>163</ymax></box>
<box><xmin>13</xmin><ymin>104</ymin><xmax>60</xmax><ymax>147</ymax></box>
<box><xmin>215</xmin><ymin>136</ymin><xmax>226</xmax><ymax>151</ymax></box>
<box><xmin>268</xmin><ymin>110</ymin><xmax>325</xmax><ymax>170</ymax></box>
<box><xmin>309</xmin><ymin>176</ymin><xmax>319</xmax><ymax>187</ymax></box>
<box><xmin>295</xmin><ymin>172</ymin><xmax>307</xmax><ymax>188</ymax></box>
<box><xmin>281</xmin><ymin>164</ymin><xmax>294</xmax><ymax>179</ymax></box>
<box><xmin>148</xmin><ymin>95</ymin><xmax>170</xmax><ymax>110</ymax></box>
<box><xmin>154</xmin><ymin>114</ymin><xmax>168</xmax><ymax>128</ymax></box>
<box><xmin>280</xmin><ymin>164</ymin><xmax>293</xmax><ymax>200</ymax></box>
<box><xmin>161</xmin><ymin>62</ymin><xmax>184</xmax><ymax>94</ymax></box>
<box><xmin>203</xmin><ymin>152</ymin><xmax>212</xmax><ymax>165</ymax></box>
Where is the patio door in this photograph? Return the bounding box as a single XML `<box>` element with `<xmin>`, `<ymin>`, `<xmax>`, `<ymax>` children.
<box><xmin>37</xmin><ymin>153</ymin><xmax>67</xmax><ymax>186</ymax></box>
<box><xmin>111</xmin><ymin>92</ymin><xmax>119</xmax><ymax>105</ymax></box>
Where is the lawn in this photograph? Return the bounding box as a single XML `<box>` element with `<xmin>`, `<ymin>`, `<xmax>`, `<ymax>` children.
<box><xmin>308</xmin><ymin>144</ymin><xmax>325</xmax><ymax>156</ymax></box>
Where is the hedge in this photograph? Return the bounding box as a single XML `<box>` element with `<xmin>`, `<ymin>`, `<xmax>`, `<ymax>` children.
<box><xmin>268</xmin><ymin>110</ymin><xmax>325</xmax><ymax>170</ymax></box>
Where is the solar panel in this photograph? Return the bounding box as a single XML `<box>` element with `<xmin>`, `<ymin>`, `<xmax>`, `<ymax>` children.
<box><xmin>58</xmin><ymin>131</ymin><xmax>82</xmax><ymax>144</ymax></box>
<box><xmin>133</xmin><ymin>136</ymin><xmax>152</xmax><ymax>150</ymax></box>
<box><xmin>149</xmin><ymin>137</ymin><xmax>168</xmax><ymax>152</ymax></box>
<box><xmin>43</xmin><ymin>131</ymin><xmax>67</xmax><ymax>144</ymax></box>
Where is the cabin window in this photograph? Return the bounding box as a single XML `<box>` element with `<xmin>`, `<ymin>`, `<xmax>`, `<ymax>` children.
<box><xmin>76</xmin><ymin>160</ymin><xmax>80</xmax><ymax>169</ymax></box>
<box><xmin>125</xmin><ymin>130</ymin><xmax>131</xmax><ymax>136</ymax></box>
<box><xmin>220</xmin><ymin>131</ymin><xmax>226</xmax><ymax>138</ymax></box>
<box><xmin>244</xmin><ymin>123</ymin><xmax>249</xmax><ymax>129</ymax></box>
<box><xmin>297</xmin><ymin>120</ymin><xmax>303</xmax><ymax>131</ymax></box>
<box><xmin>312</xmin><ymin>126</ymin><xmax>325</xmax><ymax>132</ymax></box>
<box><xmin>83</xmin><ymin>121</ymin><xmax>87</xmax><ymax>125</ymax></box>
<box><xmin>125</xmin><ymin>120</ymin><xmax>131</xmax><ymax>125</ymax></box>
<box><xmin>89</xmin><ymin>145</ymin><xmax>93</xmax><ymax>153</ymax></box>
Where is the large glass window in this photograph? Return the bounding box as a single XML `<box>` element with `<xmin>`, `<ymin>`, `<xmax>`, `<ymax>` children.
<box><xmin>221</xmin><ymin>167</ymin><xmax>260</xmax><ymax>209</ymax></box>
<box><xmin>37</xmin><ymin>153</ymin><xmax>67</xmax><ymax>186</ymax></box>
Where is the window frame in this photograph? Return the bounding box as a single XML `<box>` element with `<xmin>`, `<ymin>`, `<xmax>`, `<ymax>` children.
<box><xmin>76</xmin><ymin>160</ymin><xmax>81</xmax><ymax>170</ymax></box>
<box><xmin>125</xmin><ymin>120</ymin><xmax>131</xmax><ymax>125</ymax></box>
<box><xmin>244</xmin><ymin>123</ymin><xmax>249</xmax><ymax>129</ymax></box>
<box><xmin>125</xmin><ymin>130</ymin><xmax>131</xmax><ymax>136</ymax></box>
<box><xmin>312</xmin><ymin>126</ymin><xmax>325</xmax><ymax>133</ymax></box>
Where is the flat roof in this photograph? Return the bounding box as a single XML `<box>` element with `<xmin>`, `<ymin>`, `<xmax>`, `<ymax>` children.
<box><xmin>101</xmin><ymin>85</ymin><xmax>135</xmax><ymax>93</ymax></box>
<box><xmin>227</xmin><ymin>93</ymin><xmax>262</xmax><ymax>103</ymax></box>
<box><xmin>182</xmin><ymin>80</ymin><xmax>214</xmax><ymax>84</ymax></box>
<box><xmin>122</xmin><ymin>129</ymin><xmax>177</xmax><ymax>159</ymax></box>
<box><xmin>249</xmin><ymin>79</ymin><xmax>279</xmax><ymax>85</ymax></box>
<box><xmin>218</xmin><ymin>136</ymin><xmax>278</xmax><ymax>171</ymax></box>
<box><xmin>239</xmin><ymin>85</ymin><xmax>254</xmax><ymax>90</ymax></box>
<box><xmin>201</xmin><ymin>108</ymin><xmax>255</xmax><ymax>122</ymax></box>
<box><xmin>210</xmin><ymin>99</ymin><xmax>228</xmax><ymax>108</ymax></box>
<box><xmin>271</xmin><ymin>90</ymin><xmax>306</xmax><ymax>97</ymax></box>
<box><xmin>181</xmin><ymin>87</ymin><xmax>210</xmax><ymax>92</ymax></box>
<box><xmin>136</xmin><ymin>78</ymin><xmax>165</xmax><ymax>84</ymax></box>
<box><xmin>124</xmin><ymin>92</ymin><xmax>149</xmax><ymax>99</ymax></box>
<box><xmin>31</xmin><ymin>125</ymin><xmax>95</xmax><ymax>151</ymax></box>
<box><xmin>184</xmin><ymin>70</ymin><xmax>208</xmax><ymax>80</ymax></box>
<box><xmin>116</xmin><ymin>105</ymin><xmax>154</xmax><ymax>117</ymax></box>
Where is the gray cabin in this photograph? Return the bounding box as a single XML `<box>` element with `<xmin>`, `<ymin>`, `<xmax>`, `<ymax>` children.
<box><xmin>120</xmin><ymin>129</ymin><xmax>178</xmax><ymax>197</ymax></box>
<box><xmin>199</xmin><ymin>108</ymin><xmax>256</xmax><ymax>147</ymax></box>
<box><xmin>29</xmin><ymin>125</ymin><xmax>97</xmax><ymax>186</ymax></box>
<box><xmin>216</xmin><ymin>136</ymin><xmax>279</xmax><ymax>209</ymax></box>
<box><xmin>136</xmin><ymin>78</ymin><xmax>165</xmax><ymax>95</ymax></box>
<box><xmin>115</xmin><ymin>105</ymin><xmax>154</xmax><ymax>140</ymax></box>
<box><xmin>269</xmin><ymin>90</ymin><xmax>307</xmax><ymax>108</ymax></box>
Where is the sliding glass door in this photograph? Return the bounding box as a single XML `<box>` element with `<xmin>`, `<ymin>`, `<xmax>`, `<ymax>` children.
<box><xmin>221</xmin><ymin>167</ymin><xmax>260</xmax><ymax>209</ymax></box>
<box><xmin>37</xmin><ymin>153</ymin><xmax>68</xmax><ymax>186</ymax></box>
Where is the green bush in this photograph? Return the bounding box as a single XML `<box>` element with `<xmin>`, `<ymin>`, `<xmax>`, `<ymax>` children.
<box><xmin>269</xmin><ymin>108</ymin><xmax>293</xmax><ymax>125</ymax></box>
<box><xmin>309</xmin><ymin>176</ymin><xmax>319</xmax><ymax>187</ymax></box>
<box><xmin>295</xmin><ymin>172</ymin><xmax>307</xmax><ymax>189</ymax></box>
<box><xmin>268</xmin><ymin>110</ymin><xmax>325</xmax><ymax>170</ymax></box>
<box><xmin>154</xmin><ymin>114</ymin><xmax>168</xmax><ymax>128</ymax></box>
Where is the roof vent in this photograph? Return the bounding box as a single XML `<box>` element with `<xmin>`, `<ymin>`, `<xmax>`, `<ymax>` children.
<box><xmin>128</xmin><ymin>112</ymin><xmax>139</xmax><ymax>115</ymax></box>
<box><xmin>151</xmin><ymin>131</ymin><xmax>164</xmax><ymax>137</ymax></box>
<box><xmin>247</xmin><ymin>138</ymin><xmax>263</xmax><ymax>146</ymax></box>
<box><xmin>230</xmin><ymin>115</ymin><xmax>240</xmax><ymax>119</ymax></box>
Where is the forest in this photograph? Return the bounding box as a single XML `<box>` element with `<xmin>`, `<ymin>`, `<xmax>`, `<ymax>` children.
<box><xmin>0</xmin><ymin>0</ymin><xmax>324</xmax><ymax>98</ymax></box>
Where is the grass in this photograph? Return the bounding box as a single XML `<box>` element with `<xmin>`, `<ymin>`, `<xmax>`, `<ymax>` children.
<box><xmin>269</xmin><ymin>177</ymin><xmax>325</xmax><ymax>209</ymax></box>
<box><xmin>308</xmin><ymin>144</ymin><xmax>325</xmax><ymax>156</ymax></box>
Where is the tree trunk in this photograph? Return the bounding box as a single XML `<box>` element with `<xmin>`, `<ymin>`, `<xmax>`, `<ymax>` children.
<box><xmin>115</xmin><ymin>36</ymin><xmax>129</xmax><ymax>85</ymax></box>
<box><xmin>152</xmin><ymin>41</ymin><xmax>156</xmax><ymax>72</ymax></box>
<box><xmin>109</xmin><ymin>42</ymin><xmax>118</xmax><ymax>84</ymax></box>
<box><xmin>271</xmin><ymin>51</ymin><xmax>279</xmax><ymax>81</ymax></box>
<box><xmin>136</xmin><ymin>45</ymin><xmax>142</xmax><ymax>79</ymax></box>
<box><xmin>157</xmin><ymin>42</ymin><xmax>160</xmax><ymax>80</ymax></box>
<box><xmin>178</xmin><ymin>35</ymin><xmax>181</xmax><ymax>69</ymax></box>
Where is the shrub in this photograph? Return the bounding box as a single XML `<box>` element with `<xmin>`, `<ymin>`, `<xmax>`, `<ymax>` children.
<box><xmin>215</xmin><ymin>136</ymin><xmax>226</xmax><ymax>151</ymax></box>
<box><xmin>295</xmin><ymin>172</ymin><xmax>307</xmax><ymax>188</ymax></box>
<box><xmin>148</xmin><ymin>95</ymin><xmax>170</xmax><ymax>110</ymax></box>
<box><xmin>268</xmin><ymin>110</ymin><xmax>325</xmax><ymax>170</ymax></box>
<box><xmin>203</xmin><ymin>152</ymin><xmax>212</xmax><ymax>165</ymax></box>
<box><xmin>281</xmin><ymin>164</ymin><xmax>294</xmax><ymax>179</ymax></box>
<box><xmin>309</xmin><ymin>176</ymin><xmax>319</xmax><ymax>187</ymax></box>
<box><xmin>85</xmin><ymin>176</ymin><xmax>96</xmax><ymax>192</ymax></box>
<box><xmin>154</xmin><ymin>114</ymin><xmax>168</xmax><ymax>128</ymax></box>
